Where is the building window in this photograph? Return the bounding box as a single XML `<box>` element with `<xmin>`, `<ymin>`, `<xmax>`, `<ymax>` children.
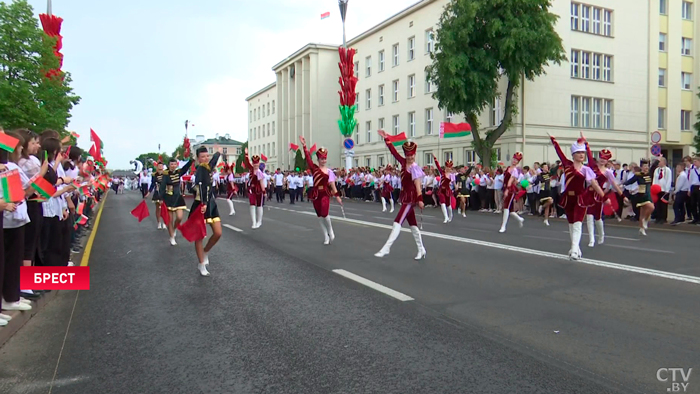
<box><xmin>354</xmin><ymin>61</ymin><xmax>359</xmax><ymax>78</ymax></box>
<box><xmin>571</xmin><ymin>2</ymin><xmax>579</xmax><ymax>30</ymax></box>
<box><xmin>682</xmin><ymin>72</ymin><xmax>692</xmax><ymax>89</ymax></box>
<box><xmin>495</xmin><ymin>148</ymin><xmax>502</xmax><ymax>161</ymax></box>
<box><xmin>581</xmin><ymin>97</ymin><xmax>591</xmax><ymax>128</ymax></box>
<box><xmin>393</xmin><ymin>115</ymin><xmax>400</xmax><ymax>134</ymax></box>
<box><xmin>444</xmin><ymin>151</ymin><xmax>453</xmax><ymax>162</ymax></box>
<box><xmin>408</xmin><ymin>74</ymin><xmax>416</xmax><ymax>97</ymax></box>
<box><xmin>592</xmin><ymin>7</ymin><xmax>601</xmax><ymax>34</ymax></box>
<box><xmin>682</xmin><ymin>38</ymin><xmax>692</xmax><ymax>55</ymax></box>
<box><xmin>425</xmin><ymin>71</ymin><xmax>433</xmax><ymax>93</ymax></box>
<box><xmin>267</xmin><ymin>123</ymin><xmax>270</xmax><ymax>136</ymax></box>
<box><xmin>603</xmin><ymin>99</ymin><xmax>612</xmax><ymax>129</ymax></box>
<box><xmin>272</xmin><ymin>142</ymin><xmax>275</xmax><ymax>155</ymax></box>
<box><xmin>379</xmin><ymin>156</ymin><xmax>384</xmax><ymax>167</ymax></box>
<box><xmin>267</xmin><ymin>103</ymin><xmax>270</xmax><ymax>116</ymax></box>
<box><xmin>272</xmin><ymin>121</ymin><xmax>275</xmax><ymax>135</ymax></box>
<box><xmin>581</xmin><ymin>4</ymin><xmax>590</xmax><ymax>32</ymax></box>
<box><xmin>262</xmin><ymin>106</ymin><xmax>265</xmax><ymax>118</ymax></box>
<box><xmin>249</xmin><ymin>110</ymin><xmax>252</xmax><ymax>120</ymax></box>
<box><xmin>425</xmin><ymin>108</ymin><xmax>434</xmax><ymax>135</ymax></box>
<box><xmin>366</xmin><ymin>56</ymin><xmax>372</xmax><ymax>77</ymax></box>
<box><xmin>446</xmin><ymin>112</ymin><xmax>454</xmax><ymax>123</ymax></box>
<box><xmin>378</xmin><ymin>118</ymin><xmax>385</xmax><ymax>130</ymax></box>
<box><xmin>366</xmin><ymin>88</ymin><xmax>371</xmax><ymax>109</ymax></box>
<box><xmin>603</xmin><ymin>9</ymin><xmax>612</xmax><ymax>36</ymax></box>
<box><xmin>272</xmin><ymin>100</ymin><xmax>275</xmax><ymax>114</ymax></box>
<box><xmin>592</xmin><ymin>98</ymin><xmax>602</xmax><ymax>128</ymax></box>
<box><xmin>659</xmin><ymin>69</ymin><xmax>667</xmax><ymax>87</ymax></box>
<box><xmin>379</xmin><ymin>50</ymin><xmax>385</xmax><ymax>72</ymax></box>
<box><xmin>490</xmin><ymin>97</ymin><xmax>501</xmax><ymax>126</ymax></box>
<box><xmin>408</xmin><ymin>36</ymin><xmax>415</xmax><ymax>61</ymax></box>
<box><xmin>366</xmin><ymin>121</ymin><xmax>372</xmax><ymax>143</ymax></box>
<box><xmin>392</xmin><ymin>80</ymin><xmax>399</xmax><ymax>102</ymax></box>
<box><xmin>603</xmin><ymin>55</ymin><xmax>612</xmax><ymax>82</ymax></box>
<box><xmin>392</xmin><ymin>44</ymin><xmax>399</xmax><ymax>66</ymax></box>
<box><xmin>681</xmin><ymin>110</ymin><xmax>692</xmax><ymax>130</ymax></box>
<box><xmin>683</xmin><ymin>1</ymin><xmax>693</xmax><ymax>20</ymax></box>
<box><xmin>408</xmin><ymin>112</ymin><xmax>416</xmax><ymax>137</ymax></box>
<box><xmin>592</xmin><ymin>53</ymin><xmax>601</xmax><ymax>80</ymax></box>
<box><xmin>356</xmin><ymin>91</ymin><xmax>360</xmax><ymax>112</ymax></box>
<box><xmin>379</xmin><ymin>85</ymin><xmax>385</xmax><ymax>106</ymax></box>
<box><xmin>366</xmin><ymin>158</ymin><xmax>371</xmax><ymax>168</ymax></box>
<box><xmin>465</xmin><ymin>150</ymin><xmax>474</xmax><ymax>164</ymax></box>
<box><xmin>660</xmin><ymin>0</ymin><xmax>667</xmax><ymax>14</ymax></box>
<box><xmin>658</xmin><ymin>108</ymin><xmax>666</xmax><ymax>129</ymax></box>
<box><xmin>571</xmin><ymin>96</ymin><xmax>580</xmax><ymax>127</ymax></box>
<box><xmin>424</xmin><ymin>153</ymin><xmax>432</xmax><ymax>167</ymax></box>
<box><xmin>581</xmin><ymin>51</ymin><xmax>590</xmax><ymax>79</ymax></box>
<box><xmin>355</xmin><ymin>123</ymin><xmax>360</xmax><ymax>143</ymax></box>
<box><xmin>426</xmin><ymin>30</ymin><xmax>434</xmax><ymax>53</ymax></box>
<box><xmin>659</xmin><ymin>33</ymin><xmax>667</xmax><ymax>51</ymax></box>
<box><xmin>570</xmin><ymin>50</ymin><xmax>579</xmax><ymax>78</ymax></box>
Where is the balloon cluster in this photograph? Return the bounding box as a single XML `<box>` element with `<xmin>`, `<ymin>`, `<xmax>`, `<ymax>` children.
<box><xmin>183</xmin><ymin>135</ymin><xmax>191</xmax><ymax>158</ymax></box>
<box><xmin>337</xmin><ymin>47</ymin><xmax>358</xmax><ymax>137</ymax></box>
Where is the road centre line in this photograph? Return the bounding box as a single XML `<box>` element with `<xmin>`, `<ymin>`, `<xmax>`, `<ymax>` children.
<box><xmin>263</xmin><ymin>205</ymin><xmax>700</xmax><ymax>286</ymax></box>
<box><xmin>223</xmin><ymin>224</ymin><xmax>243</xmax><ymax>232</ymax></box>
<box><xmin>332</xmin><ymin>269</ymin><xmax>414</xmax><ymax>301</ymax></box>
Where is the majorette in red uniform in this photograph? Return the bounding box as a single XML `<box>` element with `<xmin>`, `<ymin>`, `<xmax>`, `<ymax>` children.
<box><xmin>243</xmin><ymin>148</ymin><xmax>266</xmax><ymax>229</ymax></box>
<box><xmin>225</xmin><ymin>164</ymin><xmax>238</xmax><ymax>216</ymax></box>
<box><xmin>549</xmin><ymin>132</ymin><xmax>605</xmax><ymax>260</ymax></box>
<box><xmin>499</xmin><ymin>152</ymin><xmax>526</xmax><ymax>233</ymax></box>
<box><xmin>585</xmin><ymin>145</ymin><xmax>626</xmax><ymax>247</ymax></box>
<box><xmin>299</xmin><ymin>136</ymin><xmax>342</xmax><ymax>245</ymax></box>
<box><xmin>380</xmin><ymin>165</ymin><xmax>395</xmax><ymax>213</ymax></box>
<box><xmin>433</xmin><ymin>155</ymin><xmax>457</xmax><ymax>224</ymax></box>
<box><xmin>375</xmin><ymin>130</ymin><xmax>426</xmax><ymax>260</ymax></box>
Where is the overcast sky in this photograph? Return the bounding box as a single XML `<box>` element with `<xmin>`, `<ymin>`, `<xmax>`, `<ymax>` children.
<box><xmin>28</xmin><ymin>0</ymin><xmax>420</xmax><ymax>168</ymax></box>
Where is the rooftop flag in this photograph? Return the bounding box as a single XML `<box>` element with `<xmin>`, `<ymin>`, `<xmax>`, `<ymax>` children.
<box><xmin>321</xmin><ymin>11</ymin><xmax>330</xmax><ymax>19</ymax></box>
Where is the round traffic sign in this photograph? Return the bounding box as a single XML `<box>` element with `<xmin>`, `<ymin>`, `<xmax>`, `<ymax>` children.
<box><xmin>343</xmin><ymin>138</ymin><xmax>354</xmax><ymax>150</ymax></box>
<box><xmin>650</xmin><ymin>144</ymin><xmax>662</xmax><ymax>157</ymax></box>
<box><xmin>651</xmin><ymin>131</ymin><xmax>662</xmax><ymax>144</ymax></box>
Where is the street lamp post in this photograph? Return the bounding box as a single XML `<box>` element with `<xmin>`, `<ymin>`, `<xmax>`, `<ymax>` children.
<box><xmin>339</xmin><ymin>0</ymin><xmax>353</xmax><ymax>171</ymax></box>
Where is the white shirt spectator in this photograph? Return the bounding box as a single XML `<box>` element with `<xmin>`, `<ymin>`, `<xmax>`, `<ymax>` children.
<box><xmin>653</xmin><ymin>165</ymin><xmax>673</xmax><ymax>192</ymax></box>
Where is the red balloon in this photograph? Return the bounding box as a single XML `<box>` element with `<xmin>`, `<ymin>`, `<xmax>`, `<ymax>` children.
<box><xmin>650</xmin><ymin>184</ymin><xmax>661</xmax><ymax>203</ymax></box>
<box><xmin>474</xmin><ymin>177</ymin><xmax>481</xmax><ymax>185</ymax></box>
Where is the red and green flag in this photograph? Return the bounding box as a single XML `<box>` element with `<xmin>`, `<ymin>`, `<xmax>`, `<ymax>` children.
<box><xmin>289</xmin><ymin>143</ymin><xmax>299</xmax><ymax>151</ymax></box>
<box><xmin>31</xmin><ymin>176</ymin><xmax>56</xmax><ymax>199</ymax></box>
<box><xmin>439</xmin><ymin>122</ymin><xmax>472</xmax><ymax>139</ymax></box>
<box><xmin>70</xmin><ymin>131</ymin><xmax>80</xmax><ymax>138</ymax></box>
<box><xmin>386</xmin><ymin>132</ymin><xmax>408</xmax><ymax>147</ymax></box>
<box><xmin>309</xmin><ymin>144</ymin><xmax>317</xmax><ymax>154</ymax></box>
<box><xmin>0</xmin><ymin>133</ymin><xmax>19</xmax><ymax>153</ymax></box>
<box><xmin>75</xmin><ymin>214</ymin><xmax>88</xmax><ymax>226</ymax></box>
<box><xmin>261</xmin><ymin>154</ymin><xmax>268</xmax><ymax>162</ymax></box>
<box><xmin>0</xmin><ymin>170</ymin><xmax>25</xmax><ymax>202</ymax></box>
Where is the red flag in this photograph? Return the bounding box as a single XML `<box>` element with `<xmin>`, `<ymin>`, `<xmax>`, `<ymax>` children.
<box><xmin>131</xmin><ymin>200</ymin><xmax>150</xmax><ymax>222</ymax></box>
<box><xmin>177</xmin><ymin>208</ymin><xmax>207</xmax><ymax>242</ymax></box>
<box><xmin>0</xmin><ymin>133</ymin><xmax>19</xmax><ymax>153</ymax></box>
<box><xmin>385</xmin><ymin>132</ymin><xmax>408</xmax><ymax>147</ymax></box>
<box><xmin>0</xmin><ymin>170</ymin><xmax>24</xmax><ymax>202</ymax></box>
<box><xmin>321</xmin><ymin>11</ymin><xmax>330</xmax><ymax>19</ymax></box>
<box><xmin>261</xmin><ymin>154</ymin><xmax>268</xmax><ymax>162</ymax></box>
<box><xmin>310</xmin><ymin>144</ymin><xmax>317</xmax><ymax>154</ymax></box>
<box><xmin>89</xmin><ymin>129</ymin><xmax>102</xmax><ymax>161</ymax></box>
<box><xmin>289</xmin><ymin>143</ymin><xmax>299</xmax><ymax>151</ymax></box>
<box><xmin>160</xmin><ymin>201</ymin><xmax>170</xmax><ymax>226</ymax></box>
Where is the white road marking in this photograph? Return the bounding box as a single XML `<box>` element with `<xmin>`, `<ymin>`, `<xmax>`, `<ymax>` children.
<box><xmin>604</xmin><ymin>244</ymin><xmax>674</xmax><ymax>254</ymax></box>
<box><xmin>561</xmin><ymin>231</ymin><xmax>639</xmax><ymax>242</ymax></box>
<box><xmin>223</xmin><ymin>224</ymin><xmax>243</xmax><ymax>232</ymax></box>
<box><xmin>264</xmin><ymin>205</ymin><xmax>700</xmax><ymax>286</ymax></box>
<box><xmin>333</xmin><ymin>269</ymin><xmax>414</xmax><ymax>301</ymax></box>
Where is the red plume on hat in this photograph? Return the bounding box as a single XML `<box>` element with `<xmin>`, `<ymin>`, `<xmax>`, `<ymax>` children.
<box><xmin>402</xmin><ymin>141</ymin><xmax>417</xmax><ymax>155</ymax></box>
<box><xmin>316</xmin><ymin>147</ymin><xmax>328</xmax><ymax>160</ymax></box>
<box><xmin>445</xmin><ymin>160</ymin><xmax>454</xmax><ymax>168</ymax></box>
<box><xmin>251</xmin><ymin>155</ymin><xmax>261</xmax><ymax>164</ymax></box>
<box><xmin>599</xmin><ymin>149</ymin><xmax>612</xmax><ymax>160</ymax></box>
<box><xmin>513</xmin><ymin>152</ymin><xmax>523</xmax><ymax>162</ymax></box>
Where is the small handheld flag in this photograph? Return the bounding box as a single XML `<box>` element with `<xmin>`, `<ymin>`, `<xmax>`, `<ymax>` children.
<box><xmin>31</xmin><ymin>176</ymin><xmax>56</xmax><ymax>199</ymax></box>
<box><xmin>0</xmin><ymin>133</ymin><xmax>19</xmax><ymax>153</ymax></box>
<box><xmin>386</xmin><ymin>132</ymin><xmax>408</xmax><ymax>147</ymax></box>
<box><xmin>0</xmin><ymin>170</ymin><xmax>25</xmax><ymax>202</ymax></box>
<box><xmin>321</xmin><ymin>11</ymin><xmax>330</xmax><ymax>19</ymax></box>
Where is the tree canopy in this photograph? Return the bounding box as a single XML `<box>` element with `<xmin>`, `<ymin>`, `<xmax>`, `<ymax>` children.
<box><xmin>234</xmin><ymin>141</ymin><xmax>248</xmax><ymax>173</ymax></box>
<box><xmin>0</xmin><ymin>0</ymin><xmax>80</xmax><ymax>134</ymax></box>
<box><xmin>426</xmin><ymin>0</ymin><xmax>566</xmax><ymax>165</ymax></box>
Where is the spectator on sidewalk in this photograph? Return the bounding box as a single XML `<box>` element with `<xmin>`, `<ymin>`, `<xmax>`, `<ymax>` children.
<box><xmin>652</xmin><ymin>157</ymin><xmax>672</xmax><ymax>224</ymax></box>
<box><xmin>671</xmin><ymin>163</ymin><xmax>690</xmax><ymax>226</ymax></box>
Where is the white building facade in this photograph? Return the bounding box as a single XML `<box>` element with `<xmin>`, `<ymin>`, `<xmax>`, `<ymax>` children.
<box><xmin>246</xmin><ymin>83</ymin><xmax>279</xmax><ymax>170</ymax></box>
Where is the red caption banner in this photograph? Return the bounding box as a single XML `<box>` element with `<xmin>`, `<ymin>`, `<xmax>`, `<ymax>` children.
<box><xmin>20</xmin><ymin>267</ymin><xmax>90</xmax><ymax>290</ymax></box>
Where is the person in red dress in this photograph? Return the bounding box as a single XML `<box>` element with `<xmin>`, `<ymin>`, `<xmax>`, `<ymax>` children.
<box><xmin>243</xmin><ymin>148</ymin><xmax>266</xmax><ymax>229</ymax></box>
<box><xmin>549</xmin><ymin>132</ymin><xmax>605</xmax><ymax>260</ymax></box>
<box><xmin>379</xmin><ymin>165</ymin><xmax>395</xmax><ymax>213</ymax></box>
<box><xmin>499</xmin><ymin>152</ymin><xmax>525</xmax><ymax>233</ymax></box>
<box><xmin>433</xmin><ymin>155</ymin><xmax>456</xmax><ymax>224</ymax></box>
<box><xmin>225</xmin><ymin>164</ymin><xmax>238</xmax><ymax>216</ymax></box>
<box><xmin>375</xmin><ymin>130</ymin><xmax>426</xmax><ymax>260</ymax></box>
<box><xmin>299</xmin><ymin>136</ymin><xmax>342</xmax><ymax>244</ymax></box>
<box><xmin>585</xmin><ymin>145</ymin><xmax>626</xmax><ymax>247</ymax></box>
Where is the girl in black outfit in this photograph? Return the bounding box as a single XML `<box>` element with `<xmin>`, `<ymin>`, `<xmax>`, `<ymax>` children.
<box><xmin>624</xmin><ymin>159</ymin><xmax>659</xmax><ymax>236</ymax></box>
<box><xmin>189</xmin><ymin>146</ymin><xmax>222</xmax><ymax>277</ymax></box>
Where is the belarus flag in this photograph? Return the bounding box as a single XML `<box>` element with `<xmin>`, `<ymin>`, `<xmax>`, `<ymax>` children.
<box><xmin>386</xmin><ymin>132</ymin><xmax>408</xmax><ymax>147</ymax></box>
<box><xmin>321</xmin><ymin>11</ymin><xmax>330</xmax><ymax>19</ymax></box>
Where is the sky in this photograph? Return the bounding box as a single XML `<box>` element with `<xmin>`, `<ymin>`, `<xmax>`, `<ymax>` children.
<box><xmin>27</xmin><ymin>0</ymin><xmax>420</xmax><ymax>169</ymax></box>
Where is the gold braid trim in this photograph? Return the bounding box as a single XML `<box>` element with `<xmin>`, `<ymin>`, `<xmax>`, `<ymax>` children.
<box><xmin>200</xmin><ymin>163</ymin><xmax>211</xmax><ymax>171</ymax></box>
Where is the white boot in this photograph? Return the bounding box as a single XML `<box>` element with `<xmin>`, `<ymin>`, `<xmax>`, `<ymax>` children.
<box><xmin>499</xmin><ymin>209</ymin><xmax>510</xmax><ymax>233</ymax></box>
<box><xmin>319</xmin><ymin>218</ymin><xmax>330</xmax><ymax>245</ymax></box>
<box><xmin>381</xmin><ymin>197</ymin><xmax>387</xmax><ymax>212</ymax></box>
<box><xmin>256</xmin><ymin>207</ymin><xmax>263</xmax><ymax>228</ymax></box>
<box><xmin>249</xmin><ymin>206</ymin><xmax>257</xmax><ymax>228</ymax></box>
<box><xmin>389</xmin><ymin>198</ymin><xmax>395</xmax><ymax>213</ymax></box>
<box><xmin>595</xmin><ymin>219</ymin><xmax>605</xmax><ymax>244</ymax></box>
<box><xmin>440</xmin><ymin>204</ymin><xmax>449</xmax><ymax>223</ymax></box>
<box><xmin>571</xmin><ymin>222</ymin><xmax>583</xmax><ymax>260</ymax></box>
<box><xmin>227</xmin><ymin>199</ymin><xmax>235</xmax><ymax>215</ymax></box>
<box><xmin>447</xmin><ymin>206</ymin><xmax>453</xmax><ymax>222</ymax></box>
<box><xmin>510</xmin><ymin>211</ymin><xmax>525</xmax><ymax>228</ymax></box>
<box><xmin>544</xmin><ymin>218</ymin><xmax>550</xmax><ymax>226</ymax></box>
<box><xmin>587</xmin><ymin>215</ymin><xmax>596</xmax><ymax>247</ymax></box>
<box><xmin>375</xmin><ymin>223</ymin><xmax>402</xmax><ymax>257</ymax></box>
<box><xmin>567</xmin><ymin>223</ymin><xmax>573</xmax><ymax>256</ymax></box>
<box><xmin>410</xmin><ymin>225</ymin><xmax>426</xmax><ymax>260</ymax></box>
<box><xmin>324</xmin><ymin>216</ymin><xmax>335</xmax><ymax>243</ymax></box>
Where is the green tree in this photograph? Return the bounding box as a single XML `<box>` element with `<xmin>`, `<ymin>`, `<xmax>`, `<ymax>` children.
<box><xmin>135</xmin><ymin>152</ymin><xmax>171</xmax><ymax>168</ymax></box>
<box><xmin>0</xmin><ymin>0</ymin><xmax>80</xmax><ymax>133</ymax></box>
<box><xmin>234</xmin><ymin>141</ymin><xmax>249</xmax><ymax>173</ymax></box>
<box><xmin>426</xmin><ymin>0</ymin><xmax>566</xmax><ymax>165</ymax></box>
<box><xmin>294</xmin><ymin>149</ymin><xmax>306</xmax><ymax>172</ymax></box>
<box><xmin>172</xmin><ymin>142</ymin><xmax>185</xmax><ymax>159</ymax></box>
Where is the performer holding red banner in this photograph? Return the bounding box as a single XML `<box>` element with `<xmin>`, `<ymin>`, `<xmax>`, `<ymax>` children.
<box><xmin>433</xmin><ymin>154</ymin><xmax>456</xmax><ymax>224</ymax></box>
<box><xmin>585</xmin><ymin>142</ymin><xmax>627</xmax><ymax>247</ymax></box>
<box><xmin>499</xmin><ymin>152</ymin><xmax>525</xmax><ymax>233</ymax></box>
<box><xmin>299</xmin><ymin>136</ymin><xmax>342</xmax><ymax>245</ymax></box>
<box><xmin>549</xmin><ymin>132</ymin><xmax>605</xmax><ymax>260</ymax></box>
<box><xmin>144</xmin><ymin>162</ymin><xmax>165</xmax><ymax>230</ymax></box>
<box><xmin>243</xmin><ymin>148</ymin><xmax>265</xmax><ymax>229</ymax></box>
<box><xmin>374</xmin><ymin>130</ymin><xmax>426</xmax><ymax>260</ymax></box>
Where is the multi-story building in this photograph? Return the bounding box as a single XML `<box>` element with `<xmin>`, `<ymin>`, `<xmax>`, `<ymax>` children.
<box><xmin>191</xmin><ymin>135</ymin><xmax>244</xmax><ymax>165</ymax></box>
<box><xmin>246</xmin><ymin>82</ymin><xmax>279</xmax><ymax>169</ymax></box>
<box><xmin>246</xmin><ymin>0</ymin><xmax>697</xmax><ymax>170</ymax></box>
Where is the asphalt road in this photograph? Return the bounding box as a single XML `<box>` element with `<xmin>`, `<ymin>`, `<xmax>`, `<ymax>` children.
<box><xmin>1</xmin><ymin>191</ymin><xmax>698</xmax><ymax>394</ymax></box>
